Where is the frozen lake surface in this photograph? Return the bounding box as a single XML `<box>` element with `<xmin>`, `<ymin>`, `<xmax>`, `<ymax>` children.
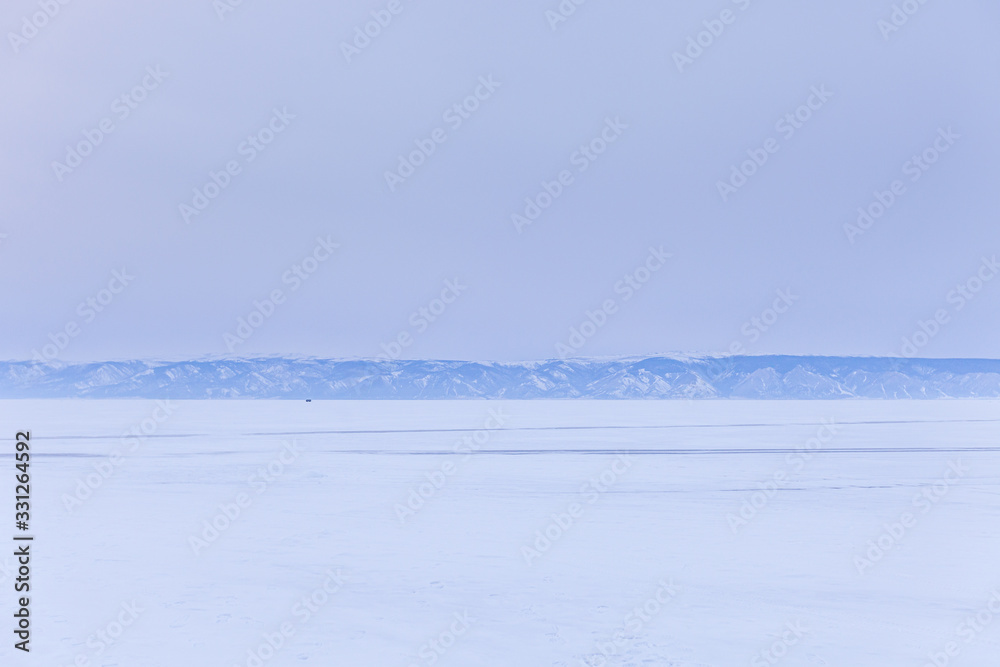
<box><xmin>2</xmin><ymin>400</ymin><xmax>1000</xmax><ymax>666</ymax></box>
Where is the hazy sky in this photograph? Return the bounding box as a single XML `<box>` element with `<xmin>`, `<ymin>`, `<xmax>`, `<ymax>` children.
<box><xmin>2</xmin><ymin>0</ymin><xmax>998</xmax><ymax>362</ymax></box>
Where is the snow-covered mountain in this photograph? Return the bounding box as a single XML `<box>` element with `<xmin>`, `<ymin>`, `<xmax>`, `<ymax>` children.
<box><xmin>3</xmin><ymin>356</ymin><xmax>1000</xmax><ymax>399</ymax></box>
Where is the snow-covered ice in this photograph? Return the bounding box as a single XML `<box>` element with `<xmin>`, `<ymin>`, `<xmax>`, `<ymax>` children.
<box><xmin>2</xmin><ymin>399</ymin><xmax>999</xmax><ymax>666</ymax></box>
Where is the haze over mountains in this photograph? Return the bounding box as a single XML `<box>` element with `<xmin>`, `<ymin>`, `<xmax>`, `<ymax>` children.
<box><xmin>3</xmin><ymin>356</ymin><xmax>1000</xmax><ymax>399</ymax></box>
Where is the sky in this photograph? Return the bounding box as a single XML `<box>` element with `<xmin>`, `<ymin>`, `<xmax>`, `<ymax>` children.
<box><xmin>1</xmin><ymin>0</ymin><xmax>998</xmax><ymax>362</ymax></box>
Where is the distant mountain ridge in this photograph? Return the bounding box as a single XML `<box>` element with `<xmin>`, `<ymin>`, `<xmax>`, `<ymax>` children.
<box><xmin>2</xmin><ymin>356</ymin><xmax>1000</xmax><ymax>399</ymax></box>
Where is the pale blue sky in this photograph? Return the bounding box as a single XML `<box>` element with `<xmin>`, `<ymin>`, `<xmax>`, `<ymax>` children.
<box><xmin>1</xmin><ymin>0</ymin><xmax>998</xmax><ymax>361</ymax></box>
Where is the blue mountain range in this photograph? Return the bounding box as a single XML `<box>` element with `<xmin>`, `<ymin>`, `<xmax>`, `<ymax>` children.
<box><xmin>3</xmin><ymin>356</ymin><xmax>1000</xmax><ymax>399</ymax></box>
